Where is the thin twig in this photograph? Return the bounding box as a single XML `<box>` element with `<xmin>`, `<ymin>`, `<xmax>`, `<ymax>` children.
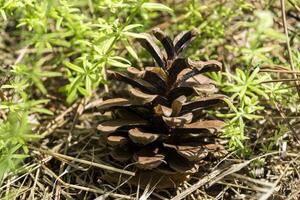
<box><xmin>280</xmin><ymin>0</ymin><xmax>300</xmax><ymax>98</ymax></box>
<box><xmin>273</xmin><ymin>100</ymin><xmax>300</xmax><ymax>142</ymax></box>
<box><xmin>287</xmin><ymin>0</ymin><xmax>300</xmax><ymax>13</ymax></box>
<box><xmin>260</xmin><ymin>69</ymin><xmax>300</xmax><ymax>75</ymax></box>
<box><xmin>261</xmin><ymin>78</ymin><xmax>300</xmax><ymax>83</ymax></box>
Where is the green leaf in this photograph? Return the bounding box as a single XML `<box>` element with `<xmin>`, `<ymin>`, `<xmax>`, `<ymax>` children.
<box><xmin>29</xmin><ymin>99</ymin><xmax>50</xmax><ymax>106</ymax></box>
<box><xmin>248</xmin><ymin>67</ymin><xmax>260</xmax><ymax>81</ymax></box>
<box><xmin>141</xmin><ymin>3</ymin><xmax>172</xmax><ymax>13</ymax></box>
<box><xmin>40</xmin><ymin>71</ymin><xmax>62</xmax><ymax>77</ymax></box>
<box><xmin>107</xmin><ymin>57</ymin><xmax>131</xmax><ymax>68</ymax></box>
<box><xmin>32</xmin><ymin>76</ymin><xmax>47</xmax><ymax>95</ymax></box>
<box><xmin>85</xmin><ymin>76</ymin><xmax>92</xmax><ymax>96</ymax></box>
<box><xmin>223</xmin><ymin>98</ymin><xmax>238</xmax><ymax>113</ymax></box>
<box><xmin>124</xmin><ymin>40</ymin><xmax>139</xmax><ymax>60</ymax></box>
<box><xmin>78</xmin><ymin>86</ymin><xmax>89</xmax><ymax>96</ymax></box>
<box><xmin>21</xmin><ymin>134</ymin><xmax>43</xmax><ymax>139</ymax></box>
<box><xmin>123</xmin><ymin>24</ymin><xmax>143</xmax><ymax>31</ymax></box>
<box><xmin>64</xmin><ymin>61</ymin><xmax>85</xmax><ymax>74</ymax></box>
<box><xmin>67</xmin><ymin>88</ymin><xmax>77</xmax><ymax>104</ymax></box>
<box><xmin>0</xmin><ymin>9</ymin><xmax>7</xmax><ymax>21</ymax></box>
<box><xmin>30</xmin><ymin>107</ymin><xmax>54</xmax><ymax>115</ymax></box>
<box><xmin>123</xmin><ymin>32</ymin><xmax>148</xmax><ymax>39</ymax></box>
<box><xmin>11</xmin><ymin>154</ymin><xmax>29</xmax><ymax>159</ymax></box>
<box><xmin>67</xmin><ymin>75</ymin><xmax>84</xmax><ymax>103</ymax></box>
<box><xmin>102</xmin><ymin>37</ymin><xmax>115</xmax><ymax>54</ymax></box>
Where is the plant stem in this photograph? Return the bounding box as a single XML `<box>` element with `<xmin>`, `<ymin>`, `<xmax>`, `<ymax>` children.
<box><xmin>280</xmin><ymin>0</ymin><xmax>300</xmax><ymax>98</ymax></box>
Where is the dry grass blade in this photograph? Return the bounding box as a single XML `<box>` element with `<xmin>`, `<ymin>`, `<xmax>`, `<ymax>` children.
<box><xmin>41</xmin><ymin>101</ymin><xmax>80</xmax><ymax>137</ymax></box>
<box><xmin>207</xmin><ymin>161</ymin><xmax>251</xmax><ymax>187</ymax></box>
<box><xmin>41</xmin><ymin>165</ymin><xmax>134</xmax><ymax>200</ymax></box>
<box><xmin>0</xmin><ymin>164</ymin><xmax>40</xmax><ymax>191</ymax></box>
<box><xmin>280</xmin><ymin>0</ymin><xmax>300</xmax><ymax>98</ymax></box>
<box><xmin>28</xmin><ymin>168</ymin><xmax>40</xmax><ymax>199</ymax></box>
<box><xmin>230</xmin><ymin>173</ymin><xmax>273</xmax><ymax>187</ymax></box>
<box><xmin>170</xmin><ymin>170</ymin><xmax>220</xmax><ymax>200</ymax></box>
<box><xmin>273</xmin><ymin>101</ymin><xmax>300</xmax><ymax>142</ymax></box>
<box><xmin>258</xmin><ymin>155</ymin><xmax>300</xmax><ymax>200</ymax></box>
<box><xmin>170</xmin><ymin>161</ymin><xmax>251</xmax><ymax>200</ymax></box>
<box><xmin>171</xmin><ymin>152</ymin><xmax>280</xmax><ymax>200</ymax></box>
<box><xmin>286</xmin><ymin>179</ymin><xmax>300</xmax><ymax>200</ymax></box>
<box><xmin>217</xmin><ymin>181</ymin><xmax>269</xmax><ymax>193</ymax></box>
<box><xmin>41</xmin><ymin>149</ymin><xmax>135</xmax><ymax>176</ymax></box>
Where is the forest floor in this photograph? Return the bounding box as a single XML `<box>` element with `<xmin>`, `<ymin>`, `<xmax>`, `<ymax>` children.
<box><xmin>1</xmin><ymin>0</ymin><xmax>300</xmax><ymax>199</ymax></box>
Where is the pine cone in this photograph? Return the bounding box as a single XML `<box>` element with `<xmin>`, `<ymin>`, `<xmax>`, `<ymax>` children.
<box><xmin>98</xmin><ymin>28</ymin><xmax>227</xmax><ymax>188</ymax></box>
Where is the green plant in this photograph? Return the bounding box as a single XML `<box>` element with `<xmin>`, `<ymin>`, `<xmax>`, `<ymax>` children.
<box><xmin>1</xmin><ymin>0</ymin><xmax>172</xmax><ymax>104</ymax></box>
<box><xmin>0</xmin><ymin>57</ymin><xmax>54</xmax><ymax>182</ymax></box>
<box><xmin>211</xmin><ymin>68</ymin><xmax>268</xmax><ymax>151</ymax></box>
<box><xmin>0</xmin><ymin>111</ymin><xmax>40</xmax><ymax>181</ymax></box>
<box><xmin>221</xmin><ymin>67</ymin><xmax>269</xmax><ymax>100</ymax></box>
<box><xmin>260</xmin><ymin>125</ymin><xmax>287</xmax><ymax>153</ymax></box>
